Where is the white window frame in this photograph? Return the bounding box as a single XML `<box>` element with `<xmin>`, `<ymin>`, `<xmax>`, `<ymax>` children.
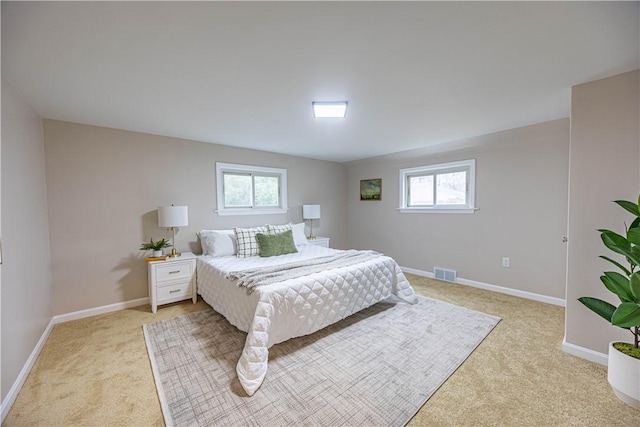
<box><xmin>216</xmin><ymin>162</ymin><xmax>288</xmax><ymax>216</ymax></box>
<box><xmin>398</xmin><ymin>159</ymin><xmax>476</xmax><ymax>214</ymax></box>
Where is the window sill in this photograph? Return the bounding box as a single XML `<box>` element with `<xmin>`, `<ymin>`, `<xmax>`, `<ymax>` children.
<box><xmin>397</xmin><ymin>207</ymin><xmax>478</xmax><ymax>214</ymax></box>
<box><xmin>216</xmin><ymin>208</ymin><xmax>288</xmax><ymax>216</ymax></box>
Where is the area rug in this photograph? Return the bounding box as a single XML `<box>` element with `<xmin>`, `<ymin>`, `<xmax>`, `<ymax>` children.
<box><xmin>143</xmin><ymin>295</ymin><xmax>500</xmax><ymax>427</ymax></box>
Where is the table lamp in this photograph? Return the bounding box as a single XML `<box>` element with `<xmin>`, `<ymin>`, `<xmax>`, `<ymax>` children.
<box><xmin>158</xmin><ymin>205</ymin><xmax>189</xmax><ymax>257</ymax></box>
<box><xmin>302</xmin><ymin>204</ymin><xmax>321</xmax><ymax>240</ymax></box>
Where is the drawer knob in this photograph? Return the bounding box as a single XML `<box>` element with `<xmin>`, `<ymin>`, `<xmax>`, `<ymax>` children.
<box><xmin>168</xmin><ymin>270</ymin><xmax>180</xmax><ymax>274</ymax></box>
<box><xmin>169</xmin><ymin>289</ymin><xmax>180</xmax><ymax>294</ymax></box>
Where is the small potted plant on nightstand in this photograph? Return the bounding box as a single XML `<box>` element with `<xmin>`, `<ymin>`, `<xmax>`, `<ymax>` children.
<box><xmin>579</xmin><ymin>196</ymin><xmax>640</xmax><ymax>410</ymax></box>
<box><xmin>140</xmin><ymin>238</ymin><xmax>171</xmax><ymax>257</ymax></box>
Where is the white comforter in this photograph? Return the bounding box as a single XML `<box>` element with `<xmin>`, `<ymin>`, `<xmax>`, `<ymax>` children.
<box><xmin>197</xmin><ymin>245</ymin><xmax>416</xmax><ymax>396</ymax></box>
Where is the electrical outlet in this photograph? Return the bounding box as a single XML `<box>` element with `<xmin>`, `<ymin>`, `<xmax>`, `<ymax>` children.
<box><xmin>502</xmin><ymin>257</ymin><xmax>510</xmax><ymax>268</ymax></box>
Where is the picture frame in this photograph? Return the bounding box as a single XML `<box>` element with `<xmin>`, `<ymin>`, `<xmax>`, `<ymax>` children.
<box><xmin>360</xmin><ymin>178</ymin><xmax>382</xmax><ymax>201</ymax></box>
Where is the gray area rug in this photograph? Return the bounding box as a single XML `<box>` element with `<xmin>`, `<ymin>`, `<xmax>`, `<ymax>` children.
<box><xmin>144</xmin><ymin>296</ymin><xmax>500</xmax><ymax>427</ymax></box>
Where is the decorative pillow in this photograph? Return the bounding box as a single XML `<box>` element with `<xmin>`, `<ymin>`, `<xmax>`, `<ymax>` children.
<box><xmin>256</xmin><ymin>230</ymin><xmax>298</xmax><ymax>257</ymax></box>
<box><xmin>234</xmin><ymin>226</ymin><xmax>267</xmax><ymax>258</ymax></box>
<box><xmin>267</xmin><ymin>222</ymin><xmax>308</xmax><ymax>246</ymax></box>
<box><xmin>197</xmin><ymin>229</ymin><xmax>237</xmax><ymax>256</ymax></box>
<box><xmin>291</xmin><ymin>222</ymin><xmax>308</xmax><ymax>246</ymax></box>
<box><xmin>267</xmin><ymin>223</ymin><xmax>292</xmax><ymax>234</ymax></box>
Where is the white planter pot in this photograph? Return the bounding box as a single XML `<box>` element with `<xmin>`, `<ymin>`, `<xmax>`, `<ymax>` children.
<box><xmin>153</xmin><ymin>250</ymin><xmax>163</xmax><ymax>257</ymax></box>
<box><xmin>608</xmin><ymin>341</ymin><xmax>640</xmax><ymax>410</ymax></box>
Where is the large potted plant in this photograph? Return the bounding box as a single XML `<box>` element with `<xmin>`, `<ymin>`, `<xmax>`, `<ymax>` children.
<box><xmin>579</xmin><ymin>196</ymin><xmax>640</xmax><ymax>410</ymax></box>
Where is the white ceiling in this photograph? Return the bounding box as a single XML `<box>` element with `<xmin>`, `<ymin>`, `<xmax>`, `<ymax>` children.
<box><xmin>2</xmin><ymin>1</ymin><xmax>639</xmax><ymax>163</ymax></box>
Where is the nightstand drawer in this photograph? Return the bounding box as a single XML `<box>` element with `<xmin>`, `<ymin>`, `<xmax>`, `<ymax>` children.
<box><xmin>155</xmin><ymin>261</ymin><xmax>193</xmax><ymax>283</ymax></box>
<box><xmin>157</xmin><ymin>281</ymin><xmax>192</xmax><ymax>301</ymax></box>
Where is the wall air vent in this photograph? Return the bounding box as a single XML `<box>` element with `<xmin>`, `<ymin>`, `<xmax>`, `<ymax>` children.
<box><xmin>434</xmin><ymin>267</ymin><xmax>457</xmax><ymax>283</ymax></box>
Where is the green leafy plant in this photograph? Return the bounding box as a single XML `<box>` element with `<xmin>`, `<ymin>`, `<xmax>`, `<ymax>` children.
<box><xmin>579</xmin><ymin>196</ymin><xmax>640</xmax><ymax>357</ymax></box>
<box><xmin>139</xmin><ymin>238</ymin><xmax>171</xmax><ymax>251</ymax></box>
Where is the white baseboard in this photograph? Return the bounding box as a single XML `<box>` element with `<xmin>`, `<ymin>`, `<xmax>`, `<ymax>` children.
<box><xmin>401</xmin><ymin>266</ymin><xmax>566</xmax><ymax>307</ymax></box>
<box><xmin>562</xmin><ymin>339</ymin><xmax>608</xmax><ymax>366</ymax></box>
<box><xmin>1</xmin><ymin>296</ymin><xmax>149</xmax><ymax>423</ymax></box>
<box><xmin>52</xmin><ymin>297</ymin><xmax>149</xmax><ymax>324</ymax></box>
<box><xmin>1</xmin><ymin>317</ymin><xmax>55</xmax><ymax>423</ymax></box>
<box><xmin>401</xmin><ymin>267</ymin><xmax>439</xmax><ymax>279</ymax></box>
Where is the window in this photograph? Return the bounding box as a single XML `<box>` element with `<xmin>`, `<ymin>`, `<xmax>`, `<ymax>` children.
<box><xmin>399</xmin><ymin>159</ymin><xmax>476</xmax><ymax>213</ymax></box>
<box><xmin>216</xmin><ymin>162</ymin><xmax>288</xmax><ymax>216</ymax></box>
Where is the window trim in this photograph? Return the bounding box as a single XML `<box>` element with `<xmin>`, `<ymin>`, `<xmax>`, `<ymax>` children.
<box><xmin>398</xmin><ymin>159</ymin><xmax>476</xmax><ymax>214</ymax></box>
<box><xmin>216</xmin><ymin>162</ymin><xmax>288</xmax><ymax>216</ymax></box>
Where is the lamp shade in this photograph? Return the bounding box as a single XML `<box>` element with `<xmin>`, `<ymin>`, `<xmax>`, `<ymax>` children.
<box><xmin>158</xmin><ymin>205</ymin><xmax>189</xmax><ymax>227</ymax></box>
<box><xmin>302</xmin><ymin>204</ymin><xmax>321</xmax><ymax>220</ymax></box>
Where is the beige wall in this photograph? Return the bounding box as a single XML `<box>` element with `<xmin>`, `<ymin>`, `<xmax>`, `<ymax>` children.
<box><xmin>565</xmin><ymin>70</ymin><xmax>640</xmax><ymax>354</ymax></box>
<box><xmin>43</xmin><ymin>120</ymin><xmax>347</xmax><ymax>315</ymax></box>
<box><xmin>346</xmin><ymin>119</ymin><xmax>569</xmax><ymax>299</ymax></box>
<box><xmin>1</xmin><ymin>79</ymin><xmax>53</xmax><ymax>401</ymax></box>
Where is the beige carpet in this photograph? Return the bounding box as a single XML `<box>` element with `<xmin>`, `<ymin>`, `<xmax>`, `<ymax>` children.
<box><xmin>4</xmin><ymin>274</ymin><xmax>640</xmax><ymax>426</ymax></box>
<box><xmin>144</xmin><ymin>296</ymin><xmax>499</xmax><ymax>426</ymax></box>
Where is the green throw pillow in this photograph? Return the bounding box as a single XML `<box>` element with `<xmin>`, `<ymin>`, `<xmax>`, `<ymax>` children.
<box><xmin>256</xmin><ymin>230</ymin><xmax>298</xmax><ymax>257</ymax></box>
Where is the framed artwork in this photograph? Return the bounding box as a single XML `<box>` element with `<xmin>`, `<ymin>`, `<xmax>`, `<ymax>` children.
<box><xmin>360</xmin><ymin>178</ymin><xmax>382</xmax><ymax>201</ymax></box>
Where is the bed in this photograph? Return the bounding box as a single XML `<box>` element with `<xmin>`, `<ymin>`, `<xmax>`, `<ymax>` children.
<box><xmin>196</xmin><ymin>229</ymin><xmax>417</xmax><ymax>396</ymax></box>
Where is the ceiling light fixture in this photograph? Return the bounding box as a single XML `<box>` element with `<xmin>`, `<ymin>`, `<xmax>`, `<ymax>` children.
<box><xmin>312</xmin><ymin>101</ymin><xmax>348</xmax><ymax>118</ymax></box>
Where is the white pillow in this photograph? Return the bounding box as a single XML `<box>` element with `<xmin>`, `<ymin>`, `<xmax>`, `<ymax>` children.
<box><xmin>292</xmin><ymin>222</ymin><xmax>308</xmax><ymax>246</ymax></box>
<box><xmin>234</xmin><ymin>226</ymin><xmax>267</xmax><ymax>258</ymax></box>
<box><xmin>198</xmin><ymin>229</ymin><xmax>237</xmax><ymax>257</ymax></box>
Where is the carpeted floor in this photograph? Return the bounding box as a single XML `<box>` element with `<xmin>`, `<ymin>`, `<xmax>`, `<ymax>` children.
<box><xmin>4</xmin><ymin>274</ymin><xmax>640</xmax><ymax>426</ymax></box>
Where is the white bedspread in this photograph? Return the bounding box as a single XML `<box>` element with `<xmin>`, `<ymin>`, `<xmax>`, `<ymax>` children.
<box><xmin>197</xmin><ymin>245</ymin><xmax>416</xmax><ymax>396</ymax></box>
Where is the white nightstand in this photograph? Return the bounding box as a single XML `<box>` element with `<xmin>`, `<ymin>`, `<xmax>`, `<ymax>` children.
<box><xmin>147</xmin><ymin>252</ymin><xmax>197</xmax><ymax>313</ymax></box>
<box><xmin>307</xmin><ymin>237</ymin><xmax>330</xmax><ymax>248</ymax></box>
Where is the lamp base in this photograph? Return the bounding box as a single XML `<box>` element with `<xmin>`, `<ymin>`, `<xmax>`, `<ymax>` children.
<box><xmin>169</xmin><ymin>228</ymin><xmax>181</xmax><ymax>257</ymax></box>
<box><xmin>307</xmin><ymin>219</ymin><xmax>317</xmax><ymax>240</ymax></box>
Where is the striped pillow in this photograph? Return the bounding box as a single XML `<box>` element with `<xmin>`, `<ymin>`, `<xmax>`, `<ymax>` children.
<box><xmin>234</xmin><ymin>226</ymin><xmax>267</xmax><ymax>258</ymax></box>
<box><xmin>267</xmin><ymin>223</ymin><xmax>293</xmax><ymax>235</ymax></box>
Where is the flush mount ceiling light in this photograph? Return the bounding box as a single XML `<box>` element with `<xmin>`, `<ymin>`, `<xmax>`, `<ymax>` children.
<box><xmin>312</xmin><ymin>101</ymin><xmax>348</xmax><ymax>118</ymax></box>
